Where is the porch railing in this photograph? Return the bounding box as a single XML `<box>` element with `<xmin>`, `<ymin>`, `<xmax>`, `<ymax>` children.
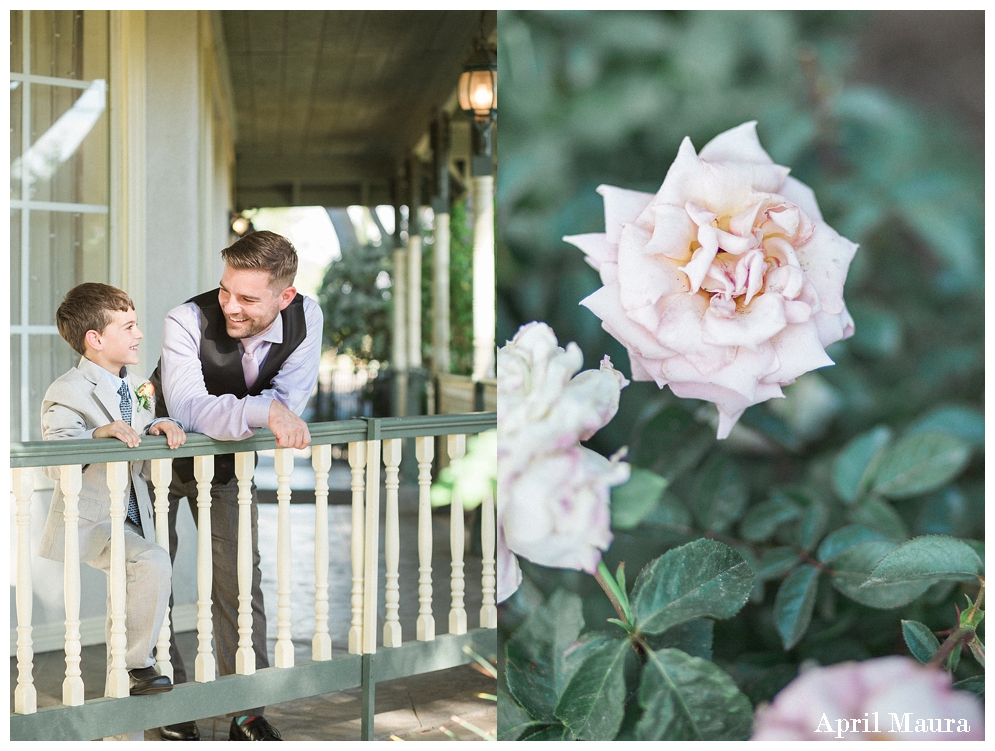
<box><xmin>10</xmin><ymin>413</ymin><xmax>497</xmax><ymax>741</ymax></box>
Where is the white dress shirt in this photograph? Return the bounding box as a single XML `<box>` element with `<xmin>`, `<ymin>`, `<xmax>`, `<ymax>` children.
<box><xmin>159</xmin><ymin>294</ymin><xmax>323</xmax><ymax>440</ymax></box>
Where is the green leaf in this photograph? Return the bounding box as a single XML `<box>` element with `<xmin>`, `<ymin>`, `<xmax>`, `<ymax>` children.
<box><xmin>641</xmin><ymin>493</ymin><xmax>694</xmax><ymax>531</ymax></box>
<box><xmin>830</xmin><ymin>540</ymin><xmax>931</xmax><ymax>609</ymax></box>
<box><xmin>519</xmin><ymin>724</ymin><xmax>576</xmax><ymax>741</ymax></box>
<box><xmin>738</xmin><ymin>494</ymin><xmax>802</xmax><ymax>542</ymax></box>
<box><xmin>498</xmin><ymin>687</ymin><xmax>541</xmax><ymax>740</ymax></box>
<box><xmin>630</xmin><ymin>539</ymin><xmax>755</xmax><ymax>635</ymax></box>
<box><xmin>817</xmin><ymin>525</ymin><xmax>891</xmax><ymax>563</ymax></box>
<box><xmin>953</xmin><ymin>675</ymin><xmax>985</xmax><ymax>697</ymax></box>
<box><xmin>850</xmin><ymin>496</ymin><xmax>909</xmax><ymax>540</ymax></box>
<box><xmin>796</xmin><ymin>497</ymin><xmax>830</xmax><ymax>552</ymax></box>
<box><xmin>611</xmin><ymin>468</ymin><xmax>669</xmax><ymax>530</ymax></box>
<box><xmin>774</xmin><ymin>565</ymin><xmax>820</xmax><ymax>650</ymax></box>
<box><xmin>871</xmin><ymin>432</ymin><xmax>972</xmax><ymax>499</ymax></box>
<box><xmin>635</xmin><ymin>649</ymin><xmax>753</xmax><ymax>740</ymax></box>
<box><xmin>631</xmin><ymin>404</ymin><xmax>715</xmax><ymax>480</ymax></box>
<box><xmin>553</xmin><ymin>635</ymin><xmax>630</xmax><ymax>740</ymax></box>
<box><xmin>505</xmin><ymin>589</ymin><xmax>586</xmax><ymax>722</ymax></box>
<box><xmin>908</xmin><ymin>406</ymin><xmax>984</xmax><ymax>448</ymax></box>
<box><xmin>647</xmin><ymin>618</ymin><xmax>714</xmax><ymax>661</ymax></box>
<box><xmin>832</xmin><ymin>426</ymin><xmax>892</xmax><ymax>503</ymax></box>
<box><xmin>692</xmin><ymin>454</ymin><xmax>748</xmax><ymax>533</ymax></box>
<box><xmin>901</xmin><ymin>620</ymin><xmax>941</xmax><ymax>664</ymax></box>
<box><xmin>863</xmin><ymin>535</ymin><xmax>983</xmax><ymax>586</ymax></box>
<box><xmin>754</xmin><ymin>547</ymin><xmax>800</xmax><ymax>581</ymax></box>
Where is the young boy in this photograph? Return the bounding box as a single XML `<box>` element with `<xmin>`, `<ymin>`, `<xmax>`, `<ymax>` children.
<box><xmin>38</xmin><ymin>282</ymin><xmax>186</xmax><ymax>696</ymax></box>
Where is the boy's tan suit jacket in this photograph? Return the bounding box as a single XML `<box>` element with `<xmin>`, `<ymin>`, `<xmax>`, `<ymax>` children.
<box><xmin>38</xmin><ymin>356</ymin><xmax>158</xmax><ymax>562</ymax></box>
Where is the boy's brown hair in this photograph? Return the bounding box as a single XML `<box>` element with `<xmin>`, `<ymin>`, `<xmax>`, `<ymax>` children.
<box><xmin>220</xmin><ymin>230</ymin><xmax>299</xmax><ymax>290</ymax></box>
<box><xmin>56</xmin><ymin>282</ymin><xmax>135</xmax><ymax>355</ymax></box>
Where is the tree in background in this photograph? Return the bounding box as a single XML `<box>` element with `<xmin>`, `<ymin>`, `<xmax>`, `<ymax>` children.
<box><xmin>317</xmin><ymin>209</ymin><xmax>392</xmax><ymax>364</ymax></box>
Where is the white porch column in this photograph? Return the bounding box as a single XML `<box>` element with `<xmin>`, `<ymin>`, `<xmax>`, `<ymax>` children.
<box><xmin>406</xmin><ymin>157</ymin><xmax>422</xmax><ymax>369</ymax></box>
<box><xmin>471</xmin><ymin>174</ymin><xmax>495</xmax><ymax>380</ymax></box>
<box><xmin>391</xmin><ymin>241</ymin><xmax>408</xmax><ymax>374</ymax></box>
<box><xmin>431</xmin><ymin>113</ymin><xmax>452</xmax><ymax>374</ymax></box>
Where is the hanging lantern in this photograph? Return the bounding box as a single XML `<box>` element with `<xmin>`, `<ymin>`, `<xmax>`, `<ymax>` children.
<box><xmin>458</xmin><ymin>44</ymin><xmax>496</xmax><ymax>129</ymax></box>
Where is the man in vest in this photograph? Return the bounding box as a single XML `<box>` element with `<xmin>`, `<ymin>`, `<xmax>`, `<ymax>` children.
<box><xmin>152</xmin><ymin>231</ymin><xmax>322</xmax><ymax>741</ymax></box>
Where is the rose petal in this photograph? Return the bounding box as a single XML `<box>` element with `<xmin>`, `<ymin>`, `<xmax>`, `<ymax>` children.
<box><xmin>582</xmin><ymin>285</ymin><xmax>678</xmax><ymax>360</ymax></box>
<box><xmin>777</xmin><ymin>175</ymin><xmax>824</xmax><ymax>222</ymax></box>
<box><xmin>700</xmin><ymin>291</ymin><xmax>788</xmax><ymax>350</ymax></box>
<box><xmin>598</xmin><ymin>184</ymin><xmax>653</xmax><ymax>244</ymax></box>
<box><xmin>643</xmin><ymin>203</ymin><xmax>696</xmax><ymax>259</ymax></box>
<box><xmin>698</xmin><ymin>120</ymin><xmax>773</xmax><ymax>165</ymax></box>
<box><xmin>563</xmin><ymin>232</ymin><xmax>617</xmax><ymax>271</ymax></box>
<box><xmin>617</xmin><ymin>223</ymin><xmax>686</xmax><ymax>310</ymax></box>
<box><xmin>796</xmin><ymin>221</ymin><xmax>859</xmax><ymax>316</ymax></box>
<box><xmin>496</xmin><ymin>524</ymin><xmax>522</xmax><ymax>604</ymax></box>
<box><xmin>766</xmin><ymin>322</ymin><xmax>835</xmax><ymax>385</ymax></box>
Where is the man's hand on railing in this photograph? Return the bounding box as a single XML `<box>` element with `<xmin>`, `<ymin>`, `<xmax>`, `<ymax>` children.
<box><xmin>148</xmin><ymin>420</ymin><xmax>187</xmax><ymax>449</ymax></box>
<box><xmin>268</xmin><ymin>399</ymin><xmax>311</xmax><ymax>449</ymax></box>
<box><xmin>93</xmin><ymin>420</ymin><xmax>143</xmax><ymax>448</ymax></box>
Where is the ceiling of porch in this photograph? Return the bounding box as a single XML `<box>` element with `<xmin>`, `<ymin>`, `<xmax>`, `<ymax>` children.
<box><xmin>220</xmin><ymin>10</ymin><xmax>496</xmax><ymax>210</ymax></box>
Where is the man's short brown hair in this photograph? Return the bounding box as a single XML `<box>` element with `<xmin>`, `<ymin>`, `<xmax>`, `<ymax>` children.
<box><xmin>220</xmin><ymin>230</ymin><xmax>298</xmax><ymax>290</ymax></box>
<box><xmin>56</xmin><ymin>283</ymin><xmax>135</xmax><ymax>355</ymax></box>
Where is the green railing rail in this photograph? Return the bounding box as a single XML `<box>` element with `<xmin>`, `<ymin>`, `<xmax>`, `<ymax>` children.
<box><xmin>11</xmin><ymin>413</ymin><xmax>497</xmax><ymax>468</ymax></box>
<box><xmin>10</xmin><ymin>413</ymin><xmax>497</xmax><ymax>741</ymax></box>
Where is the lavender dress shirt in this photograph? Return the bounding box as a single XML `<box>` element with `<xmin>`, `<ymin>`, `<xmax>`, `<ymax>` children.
<box><xmin>159</xmin><ymin>294</ymin><xmax>323</xmax><ymax>440</ymax></box>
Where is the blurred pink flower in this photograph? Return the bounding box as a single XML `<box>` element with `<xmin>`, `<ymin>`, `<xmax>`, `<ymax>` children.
<box><xmin>565</xmin><ymin>121</ymin><xmax>857</xmax><ymax>439</ymax></box>
<box><xmin>751</xmin><ymin>656</ymin><xmax>984</xmax><ymax>741</ymax></box>
<box><xmin>497</xmin><ymin>322</ymin><xmax>630</xmax><ymax>603</ymax></box>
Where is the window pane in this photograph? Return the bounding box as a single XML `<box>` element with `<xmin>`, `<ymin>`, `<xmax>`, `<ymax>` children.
<box><xmin>10</xmin><ymin>11</ymin><xmax>22</xmax><ymax>74</ymax></box>
<box><xmin>11</xmin><ymin>209</ymin><xmax>21</xmax><ymax>324</ymax></box>
<box><xmin>29</xmin><ymin>334</ymin><xmax>80</xmax><ymax>442</ymax></box>
<box><xmin>31</xmin><ymin>10</ymin><xmax>84</xmax><ymax>80</ymax></box>
<box><xmin>11</xmin><ymin>334</ymin><xmax>21</xmax><ymax>443</ymax></box>
<box><xmin>20</xmin><ymin>81</ymin><xmax>108</xmax><ymax>205</ymax></box>
<box><xmin>29</xmin><ymin>210</ymin><xmax>76</xmax><ymax>325</ymax></box>
<box><xmin>10</xmin><ymin>81</ymin><xmax>22</xmax><ymax>201</ymax></box>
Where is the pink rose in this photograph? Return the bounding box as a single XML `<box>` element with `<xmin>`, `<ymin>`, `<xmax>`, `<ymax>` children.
<box><xmin>565</xmin><ymin>121</ymin><xmax>857</xmax><ymax>439</ymax></box>
<box><xmin>497</xmin><ymin>322</ymin><xmax>630</xmax><ymax>603</ymax></box>
<box><xmin>751</xmin><ymin>656</ymin><xmax>984</xmax><ymax>740</ymax></box>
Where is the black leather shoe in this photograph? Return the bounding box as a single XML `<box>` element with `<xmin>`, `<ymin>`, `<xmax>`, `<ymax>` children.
<box><xmin>160</xmin><ymin>721</ymin><xmax>200</xmax><ymax>741</ymax></box>
<box><xmin>128</xmin><ymin>666</ymin><xmax>172</xmax><ymax>695</ymax></box>
<box><xmin>229</xmin><ymin>716</ymin><xmax>283</xmax><ymax>741</ymax></box>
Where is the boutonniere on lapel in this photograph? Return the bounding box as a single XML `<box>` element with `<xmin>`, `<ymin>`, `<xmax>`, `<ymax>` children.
<box><xmin>136</xmin><ymin>381</ymin><xmax>155</xmax><ymax>412</ymax></box>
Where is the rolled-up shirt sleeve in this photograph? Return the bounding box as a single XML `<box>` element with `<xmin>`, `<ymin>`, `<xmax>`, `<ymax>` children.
<box><xmin>160</xmin><ymin>299</ymin><xmax>322</xmax><ymax>441</ymax></box>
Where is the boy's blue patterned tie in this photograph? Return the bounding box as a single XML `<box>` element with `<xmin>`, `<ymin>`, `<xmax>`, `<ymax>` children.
<box><xmin>117</xmin><ymin>382</ymin><xmax>142</xmax><ymax>527</ymax></box>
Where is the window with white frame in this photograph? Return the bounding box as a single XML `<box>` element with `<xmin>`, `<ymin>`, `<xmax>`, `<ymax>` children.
<box><xmin>10</xmin><ymin>10</ymin><xmax>110</xmax><ymax>441</ymax></box>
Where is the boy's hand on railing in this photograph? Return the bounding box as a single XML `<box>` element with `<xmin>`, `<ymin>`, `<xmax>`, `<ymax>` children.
<box><xmin>268</xmin><ymin>399</ymin><xmax>311</xmax><ymax>449</ymax></box>
<box><xmin>94</xmin><ymin>420</ymin><xmax>143</xmax><ymax>448</ymax></box>
<box><xmin>148</xmin><ymin>420</ymin><xmax>186</xmax><ymax>449</ymax></box>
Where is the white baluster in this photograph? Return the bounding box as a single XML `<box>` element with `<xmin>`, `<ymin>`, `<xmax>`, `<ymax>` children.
<box><xmin>362</xmin><ymin>440</ymin><xmax>382</xmax><ymax>655</ymax></box>
<box><xmin>194</xmin><ymin>455</ymin><xmax>216</xmax><ymax>683</ymax></box>
<box><xmin>383</xmin><ymin>439</ymin><xmax>402</xmax><ymax>647</ymax></box>
<box><xmin>235</xmin><ymin>452</ymin><xmax>255</xmax><ymax>674</ymax></box>
<box><xmin>13</xmin><ymin>468</ymin><xmax>37</xmax><ymax>714</ymax></box>
<box><xmin>347</xmin><ymin>442</ymin><xmax>366</xmax><ymax>655</ymax></box>
<box><xmin>415</xmin><ymin>436</ymin><xmax>435</xmax><ymax>641</ymax></box>
<box><xmin>448</xmin><ymin>435</ymin><xmax>467</xmax><ymax>635</ymax></box>
<box><xmin>479</xmin><ymin>484</ymin><xmax>497</xmax><ymax>628</ymax></box>
<box><xmin>151</xmin><ymin>458</ymin><xmax>173</xmax><ymax>679</ymax></box>
<box><xmin>274</xmin><ymin>448</ymin><xmax>295</xmax><ymax>668</ymax></box>
<box><xmin>57</xmin><ymin>464</ymin><xmax>84</xmax><ymax>706</ymax></box>
<box><xmin>312</xmin><ymin>444</ymin><xmax>332</xmax><ymax>661</ymax></box>
<box><xmin>105</xmin><ymin>461</ymin><xmax>130</xmax><ymax>697</ymax></box>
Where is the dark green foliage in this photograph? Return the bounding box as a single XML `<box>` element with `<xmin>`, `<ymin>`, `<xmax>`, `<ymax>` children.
<box><xmin>316</xmin><ymin>239</ymin><xmax>392</xmax><ymax>363</ymax></box>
